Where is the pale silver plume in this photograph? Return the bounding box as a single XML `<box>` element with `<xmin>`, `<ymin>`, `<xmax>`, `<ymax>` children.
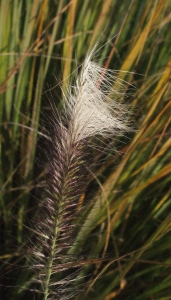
<box><xmin>64</xmin><ymin>49</ymin><xmax>130</xmax><ymax>143</ymax></box>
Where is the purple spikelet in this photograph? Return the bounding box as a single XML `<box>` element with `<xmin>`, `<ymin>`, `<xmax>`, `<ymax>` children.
<box><xmin>29</xmin><ymin>48</ymin><xmax>131</xmax><ymax>299</ymax></box>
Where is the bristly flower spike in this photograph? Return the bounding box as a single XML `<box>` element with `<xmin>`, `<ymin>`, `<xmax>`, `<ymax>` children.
<box><xmin>31</xmin><ymin>46</ymin><xmax>131</xmax><ymax>300</ymax></box>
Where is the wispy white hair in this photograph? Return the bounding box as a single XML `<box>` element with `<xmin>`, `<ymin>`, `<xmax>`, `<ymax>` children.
<box><xmin>64</xmin><ymin>49</ymin><xmax>130</xmax><ymax>143</ymax></box>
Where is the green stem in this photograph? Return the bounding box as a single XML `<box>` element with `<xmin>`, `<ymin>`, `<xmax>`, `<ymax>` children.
<box><xmin>44</xmin><ymin>199</ymin><xmax>63</xmax><ymax>300</ymax></box>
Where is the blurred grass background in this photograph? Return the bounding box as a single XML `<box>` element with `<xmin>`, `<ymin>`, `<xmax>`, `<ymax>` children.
<box><xmin>0</xmin><ymin>0</ymin><xmax>171</xmax><ymax>299</ymax></box>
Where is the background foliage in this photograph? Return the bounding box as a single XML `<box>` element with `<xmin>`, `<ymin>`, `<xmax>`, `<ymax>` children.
<box><xmin>0</xmin><ymin>0</ymin><xmax>171</xmax><ymax>299</ymax></box>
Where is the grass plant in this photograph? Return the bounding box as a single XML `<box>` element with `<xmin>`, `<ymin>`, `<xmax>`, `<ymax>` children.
<box><xmin>0</xmin><ymin>0</ymin><xmax>171</xmax><ymax>299</ymax></box>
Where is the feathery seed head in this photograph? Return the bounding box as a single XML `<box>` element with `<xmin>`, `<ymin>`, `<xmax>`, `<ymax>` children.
<box><xmin>30</xmin><ymin>46</ymin><xmax>131</xmax><ymax>300</ymax></box>
<box><xmin>65</xmin><ymin>50</ymin><xmax>130</xmax><ymax>143</ymax></box>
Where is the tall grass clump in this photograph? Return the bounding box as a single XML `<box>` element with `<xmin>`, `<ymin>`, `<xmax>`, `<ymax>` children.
<box><xmin>0</xmin><ymin>0</ymin><xmax>171</xmax><ymax>299</ymax></box>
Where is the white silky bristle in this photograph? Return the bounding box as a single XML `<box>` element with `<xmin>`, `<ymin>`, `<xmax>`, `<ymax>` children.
<box><xmin>64</xmin><ymin>50</ymin><xmax>130</xmax><ymax>143</ymax></box>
